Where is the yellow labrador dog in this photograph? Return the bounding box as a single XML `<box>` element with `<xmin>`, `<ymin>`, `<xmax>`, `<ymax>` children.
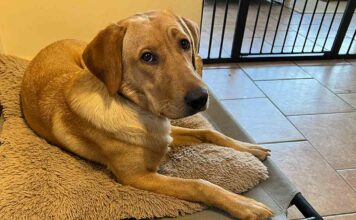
<box><xmin>21</xmin><ymin>10</ymin><xmax>272</xmax><ymax>219</ymax></box>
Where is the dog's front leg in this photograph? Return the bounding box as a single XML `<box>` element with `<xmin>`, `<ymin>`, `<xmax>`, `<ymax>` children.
<box><xmin>171</xmin><ymin>126</ymin><xmax>270</xmax><ymax>161</ymax></box>
<box><xmin>121</xmin><ymin>172</ymin><xmax>272</xmax><ymax>219</ymax></box>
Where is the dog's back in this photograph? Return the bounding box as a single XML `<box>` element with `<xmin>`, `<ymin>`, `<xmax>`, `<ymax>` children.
<box><xmin>21</xmin><ymin>39</ymin><xmax>86</xmax><ymax>144</ymax></box>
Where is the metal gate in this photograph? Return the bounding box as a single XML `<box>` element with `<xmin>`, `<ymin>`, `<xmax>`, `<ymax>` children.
<box><xmin>200</xmin><ymin>0</ymin><xmax>356</xmax><ymax>63</ymax></box>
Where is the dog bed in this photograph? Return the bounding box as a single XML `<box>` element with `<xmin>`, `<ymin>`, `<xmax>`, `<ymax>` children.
<box><xmin>0</xmin><ymin>54</ymin><xmax>268</xmax><ymax>219</ymax></box>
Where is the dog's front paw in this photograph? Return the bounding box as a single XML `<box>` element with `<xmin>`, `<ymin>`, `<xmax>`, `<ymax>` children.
<box><xmin>243</xmin><ymin>143</ymin><xmax>271</xmax><ymax>161</ymax></box>
<box><xmin>241</xmin><ymin>200</ymin><xmax>273</xmax><ymax>220</ymax></box>
<box><xmin>227</xmin><ymin>196</ymin><xmax>273</xmax><ymax>220</ymax></box>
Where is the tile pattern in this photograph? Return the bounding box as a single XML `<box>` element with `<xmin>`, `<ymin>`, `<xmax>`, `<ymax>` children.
<box><xmin>239</xmin><ymin>61</ymin><xmax>311</xmax><ymax>80</ymax></box>
<box><xmin>339</xmin><ymin>93</ymin><xmax>356</xmax><ymax>108</ymax></box>
<box><xmin>256</xmin><ymin>79</ymin><xmax>354</xmax><ymax>115</ymax></box>
<box><xmin>300</xmin><ymin>65</ymin><xmax>356</xmax><ymax>94</ymax></box>
<box><xmin>203</xmin><ymin>68</ymin><xmax>264</xmax><ymax>99</ymax></box>
<box><xmin>289</xmin><ymin>113</ymin><xmax>356</xmax><ymax>170</ymax></box>
<box><xmin>221</xmin><ymin>98</ymin><xmax>304</xmax><ymax>144</ymax></box>
<box><xmin>324</xmin><ymin>213</ymin><xmax>356</xmax><ymax>220</ymax></box>
<box><xmin>265</xmin><ymin>141</ymin><xmax>356</xmax><ymax>218</ymax></box>
<box><xmin>296</xmin><ymin>59</ymin><xmax>351</xmax><ymax>66</ymax></box>
<box><xmin>202</xmin><ymin>59</ymin><xmax>356</xmax><ymax>218</ymax></box>
<box><xmin>338</xmin><ymin>169</ymin><xmax>356</xmax><ymax>191</ymax></box>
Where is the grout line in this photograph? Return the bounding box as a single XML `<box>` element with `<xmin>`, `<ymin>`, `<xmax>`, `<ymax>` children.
<box><xmin>268</xmin><ymin>64</ymin><xmax>356</xmax><ymax>111</ymax></box>
<box><xmin>237</xmin><ymin>65</ymin><xmax>356</xmax><ymax>197</ymax></box>
<box><xmin>335</xmin><ymin>168</ymin><xmax>356</xmax><ymax>191</ymax></box>
<box><xmin>288</xmin><ymin>124</ymin><xmax>356</xmax><ymax>194</ymax></box>
<box><xmin>286</xmin><ymin>110</ymin><xmax>356</xmax><ymax>117</ymax></box>
<box><xmin>218</xmin><ymin>97</ymin><xmax>266</xmax><ymax>101</ymax></box>
<box><xmin>252</xmin><ymin>77</ymin><xmax>313</xmax><ymax>81</ymax></box>
<box><xmin>322</xmin><ymin>211</ymin><xmax>356</xmax><ymax>218</ymax></box>
<box><xmin>336</xmin><ymin>168</ymin><xmax>356</xmax><ymax>171</ymax></box>
<box><xmin>337</xmin><ymin>92</ymin><xmax>356</xmax><ymax>95</ymax></box>
<box><xmin>238</xmin><ymin>66</ymin><xmax>310</xmax><ymax>142</ymax></box>
<box><xmin>335</xmin><ymin>93</ymin><xmax>356</xmax><ymax>110</ymax></box>
<box><xmin>257</xmin><ymin>139</ymin><xmax>307</xmax><ymax>145</ymax></box>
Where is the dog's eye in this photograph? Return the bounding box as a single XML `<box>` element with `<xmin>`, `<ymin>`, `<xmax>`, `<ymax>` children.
<box><xmin>141</xmin><ymin>52</ymin><xmax>156</xmax><ymax>63</ymax></box>
<box><xmin>180</xmin><ymin>39</ymin><xmax>190</xmax><ymax>50</ymax></box>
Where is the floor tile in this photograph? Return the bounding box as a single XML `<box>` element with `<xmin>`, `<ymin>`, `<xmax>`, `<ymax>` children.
<box><xmin>318</xmin><ymin>37</ymin><xmax>356</xmax><ymax>54</ymax></box>
<box><xmin>199</xmin><ymin>39</ymin><xmax>230</xmax><ymax>59</ymax></box>
<box><xmin>264</xmin><ymin>30</ymin><xmax>313</xmax><ymax>47</ymax></box>
<box><xmin>239</xmin><ymin>62</ymin><xmax>311</xmax><ymax>80</ymax></box>
<box><xmin>324</xmin><ymin>213</ymin><xmax>356</xmax><ymax>220</ymax></box>
<box><xmin>289</xmin><ymin>112</ymin><xmax>356</xmax><ymax>170</ymax></box>
<box><xmin>295</xmin><ymin>59</ymin><xmax>351</xmax><ymax>66</ymax></box>
<box><xmin>221</xmin><ymin>98</ymin><xmax>304</xmax><ymax>144</ymax></box>
<box><xmin>339</xmin><ymin>38</ymin><xmax>356</xmax><ymax>55</ymax></box>
<box><xmin>203</xmin><ymin>68</ymin><xmax>265</xmax><ymax>100</ymax></box>
<box><xmin>256</xmin><ymin>79</ymin><xmax>354</xmax><ymax>115</ymax></box>
<box><xmin>289</xmin><ymin>24</ymin><xmax>338</xmax><ymax>39</ymax></box>
<box><xmin>287</xmin><ymin>206</ymin><xmax>303</xmax><ymax>220</ymax></box>
<box><xmin>301</xmin><ymin>65</ymin><xmax>356</xmax><ymax>93</ymax></box>
<box><xmin>265</xmin><ymin>141</ymin><xmax>356</xmax><ymax>218</ymax></box>
<box><xmin>339</xmin><ymin>93</ymin><xmax>356</xmax><ymax>109</ymax></box>
<box><xmin>199</xmin><ymin>29</ymin><xmax>230</xmax><ymax>59</ymax></box>
<box><xmin>240</xmin><ymin>38</ymin><xmax>272</xmax><ymax>54</ymax></box>
<box><xmin>338</xmin><ymin>169</ymin><xmax>356</xmax><ymax>191</ymax></box>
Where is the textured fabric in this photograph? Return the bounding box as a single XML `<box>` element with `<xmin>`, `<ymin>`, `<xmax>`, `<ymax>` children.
<box><xmin>0</xmin><ymin>54</ymin><xmax>268</xmax><ymax>219</ymax></box>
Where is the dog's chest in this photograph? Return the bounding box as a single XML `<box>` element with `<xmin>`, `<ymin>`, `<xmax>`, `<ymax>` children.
<box><xmin>67</xmin><ymin>79</ymin><xmax>173</xmax><ymax>149</ymax></box>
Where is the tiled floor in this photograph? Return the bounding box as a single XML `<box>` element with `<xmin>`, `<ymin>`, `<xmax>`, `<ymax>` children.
<box><xmin>203</xmin><ymin>59</ymin><xmax>356</xmax><ymax>219</ymax></box>
<box><xmin>200</xmin><ymin>0</ymin><xmax>355</xmax><ymax>59</ymax></box>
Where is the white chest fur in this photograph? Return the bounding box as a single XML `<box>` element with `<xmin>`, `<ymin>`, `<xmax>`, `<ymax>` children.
<box><xmin>66</xmin><ymin>73</ymin><xmax>173</xmax><ymax>149</ymax></box>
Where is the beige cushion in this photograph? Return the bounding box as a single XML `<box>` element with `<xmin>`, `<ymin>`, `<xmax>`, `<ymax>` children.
<box><xmin>0</xmin><ymin>54</ymin><xmax>268</xmax><ymax>219</ymax></box>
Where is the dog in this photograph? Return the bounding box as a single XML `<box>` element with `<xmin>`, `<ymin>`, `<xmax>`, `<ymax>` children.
<box><xmin>21</xmin><ymin>10</ymin><xmax>272</xmax><ymax>219</ymax></box>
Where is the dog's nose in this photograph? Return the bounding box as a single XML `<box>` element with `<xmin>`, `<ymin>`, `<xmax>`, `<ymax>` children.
<box><xmin>184</xmin><ymin>88</ymin><xmax>208</xmax><ymax>111</ymax></box>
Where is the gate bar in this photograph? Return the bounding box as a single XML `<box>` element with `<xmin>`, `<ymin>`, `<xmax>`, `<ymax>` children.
<box><xmin>347</xmin><ymin>30</ymin><xmax>356</xmax><ymax>54</ymax></box>
<box><xmin>260</xmin><ymin>0</ymin><xmax>274</xmax><ymax>53</ymax></box>
<box><xmin>292</xmin><ymin>0</ymin><xmax>308</xmax><ymax>53</ymax></box>
<box><xmin>329</xmin><ymin>0</ymin><xmax>356</xmax><ymax>56</ymax></box>
<box><xmin>312</xmin><ymin>0</ymin><xmax>331</xmax><ymax>52</ymax></box>
<box><xmin>219</xmin><ymin>0</ymin><xmax>230</xmax><ymax>58</ymax></box>
<box><xmin>207</xmin><ymin>0</ymin><xmax>217</xmax><ymax>59</ymax></box>
<box><xmin>231</xmin><ymin>0</ymin><xmax>250</xmax><ymax>59</ymax></box>
<box><xmin>281</xmin><ymin>0</ymin><xmax>297</xmax><ymax>53</ymax></box>
<box><xmin>302</xmin><ymin>0</ymin><xmax>320</xmax><ymax>52</ymax></box>
<box><xmin>271</xmin><ymin>0</ymin><xmax>286</xmax><ymax>53</ymax></box>
<box><xmin>321</xmin><ymin>0</ymin><xmax>339</xmax><ymax>52</ymax></box>
<box><xmin>249</xmin><ymin>0</ymin><xmax>262</xmax><ymax>54</ymax></box>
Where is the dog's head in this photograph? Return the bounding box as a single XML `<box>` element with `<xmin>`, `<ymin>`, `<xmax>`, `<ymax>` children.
<box><xmin>82</xmin><ymin>10</ymin><xmax>207</xmax><ymax>119</ymax></box>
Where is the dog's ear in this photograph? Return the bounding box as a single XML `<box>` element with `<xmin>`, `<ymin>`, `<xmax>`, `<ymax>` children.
<box><xmin>82</xmin><ymin>24</ymin><xmax>126</xmax><ymax>95</ymax></box>
<box><xmin>178</xmin><ymin>17</ymin><xmax>203</xmax><ymax>77</ymax></box>
<box><xmin>195</xmin><ymin>54</ymin><xmax>203</xmax><ymax>77</ymax></box>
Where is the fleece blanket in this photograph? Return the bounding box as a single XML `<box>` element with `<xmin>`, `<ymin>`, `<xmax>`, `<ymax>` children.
<box><xmin>0</xmin><ymin>54</ymin><xmax>268</xmax><ymax>219</ymax></box>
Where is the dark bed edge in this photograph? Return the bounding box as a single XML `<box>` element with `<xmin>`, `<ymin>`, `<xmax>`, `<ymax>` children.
<box><xmin>291</xmin><ymin>193</ymin><xmax>323</xmax><ymax>220</ymax></box>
